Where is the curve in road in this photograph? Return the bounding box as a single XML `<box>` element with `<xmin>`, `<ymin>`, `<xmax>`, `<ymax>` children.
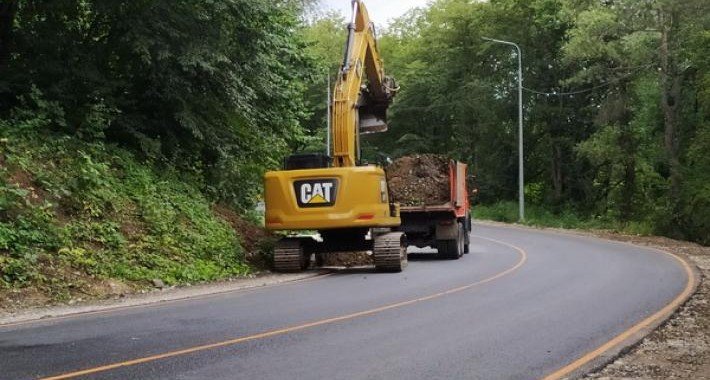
<box><xmin>0</xmin><ymin>223</ymin><xmax>696</xmax><ymax>380</ymax></box>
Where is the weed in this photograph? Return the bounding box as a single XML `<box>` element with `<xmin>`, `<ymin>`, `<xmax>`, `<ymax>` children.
<box><xmin>473</xmin><ymin>201</ymin><xmax>656</xmax><ymax>236</ymax></box>
<box><xmin>0</xmin><ymin>127</ymin><xmax>254</xmax><ymax>296</ymax></box>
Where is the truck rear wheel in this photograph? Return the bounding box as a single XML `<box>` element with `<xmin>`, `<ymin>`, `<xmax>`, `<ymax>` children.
<box><xmin>463</xmin><ymin>214</ymin><xmax>471</xmax><ymax>254</ymax></box>
<box><xmin>458</xmin><ymin>223</ymin><xmax>468</xmax><ymax>257</ymax></box>
<box><xmin>463</xmin><ymin>223</ymin><xmax>470</xmax><ymax>253</ymax></box>
<box><xmin>437</xmin><ymin>239</ymin><xmax>458</xmax><ymax>260</ymax></box>
<box><xmin>273</xmin><ymin>239</ymin><xmax>309</xmax><ymax>272</ymax></box>
<box><xmin>374</xmin><ymin>232</ymin><xmax>407</xmax><ymax>272</ymax></box>
<box><xmin>437</xmin><ymin>224</ymin><xmax>463</xmax><ymax>260</ymax></box>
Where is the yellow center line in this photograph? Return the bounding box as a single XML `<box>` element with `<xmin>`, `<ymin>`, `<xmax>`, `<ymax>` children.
<box><xmin>541</xmin><ymin>242</ymin><xmax>697</xmax><ymax>380</ymax></box>
<box><xmin>41</xmin><ymin>235</ymin><xmax>527</xmax><ymax>380</ymax></box>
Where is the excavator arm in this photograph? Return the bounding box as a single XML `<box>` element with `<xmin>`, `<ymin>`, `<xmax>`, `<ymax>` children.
<box><xmin>264</xmin><ymin>0</ymin><xmax>406</xmax><ymax>271</ymax></box>
<box><xmin>331</xmin><ymin>0</ymin><xmax>398</xmax><ymax>168</ymax></box>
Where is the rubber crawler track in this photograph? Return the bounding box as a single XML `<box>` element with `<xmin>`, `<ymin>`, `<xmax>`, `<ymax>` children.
<box><xmin>373</xmin><ymin>232</ymin><xmax>407</xmax><ymax>272</ymax></box>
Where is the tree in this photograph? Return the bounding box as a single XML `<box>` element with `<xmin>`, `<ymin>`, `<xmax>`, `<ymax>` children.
<box><xmin>563</xmin><ymin>0</ymin><xmax>710</xmax><ymax>233</ymax></box>
<box><xmin>299</xmin><ymin>12</ymin><xmax>346</xmax><ymax>152</ymax></box>
<box><xmin>1</xmin><ymin>0</ymin><xmax>316</xmax><ymax>208</ymax></box>
<box><xmin>0</xmin><ymin>0</ymin><xmax>17</xmax><ymax>71</ymax></box>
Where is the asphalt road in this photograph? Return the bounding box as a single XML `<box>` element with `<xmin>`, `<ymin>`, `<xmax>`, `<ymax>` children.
<box><xmin>0</xmin><ymin>224</ymin><xmax>692</xmax><ymax>380</ymax></box>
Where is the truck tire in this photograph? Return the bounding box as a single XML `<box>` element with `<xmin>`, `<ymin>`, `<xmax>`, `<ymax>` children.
<box><xmin>437</xmin><ymin>239</ymin><xmax>457</xmax><ymax>259</ymax></box>
<box><xmin>273</xmin><ymin>239</ymin><xmax>309</xmax><ymax>272</ymax></box>
<box><xmin>463</xmin><ymin>220</ymin><xmax>470</xmax><ymax>254</ymax></box>
<box><xmin>457</xmin><ymin>223</ymin><xmax>468</xmax><ymax>257</ymax></box>
<box><xmin>463</xmin><ymin>214</ymin><xmax>472</xmax><ymax>254</ymax></box>
<box><xmin>437</xmin><ymin>224</ymin><xmax>463</xmax><ymax>260</ymax></box>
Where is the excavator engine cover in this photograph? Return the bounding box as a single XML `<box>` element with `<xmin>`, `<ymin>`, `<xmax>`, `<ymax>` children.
<box><xmin>264</xmin><ymin>166</ymin><xmax>400</xmax><ymax>231</ymax></box>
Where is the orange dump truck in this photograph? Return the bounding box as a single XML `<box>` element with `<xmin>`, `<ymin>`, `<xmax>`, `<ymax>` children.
<box><xmin>386</xmin><ymin>155</ymin><xmax>472</xmax><ymax>259</ymax></box>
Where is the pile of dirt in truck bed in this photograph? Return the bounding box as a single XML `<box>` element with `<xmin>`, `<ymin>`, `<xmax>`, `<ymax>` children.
<box><xmin>386</xmin><ymin>154</ymin><xmax>450</xmax><ymax>206</ymax></box>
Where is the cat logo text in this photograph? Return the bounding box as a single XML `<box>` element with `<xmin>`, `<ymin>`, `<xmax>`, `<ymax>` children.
<box><xmin>294</xmin><ymin>179</ymin><xmax>338</xmax><ymax>208</ymax></box>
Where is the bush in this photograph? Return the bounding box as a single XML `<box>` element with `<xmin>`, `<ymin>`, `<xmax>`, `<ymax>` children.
<box><xmin>473</xmin><ymin>201</ymin><xmax>655</xmax><ymax>235</ymax></box>
<box><xmin>0</xmin><ymin>126</ymin><xmax>252</xmax><ymax>291</ymax></box>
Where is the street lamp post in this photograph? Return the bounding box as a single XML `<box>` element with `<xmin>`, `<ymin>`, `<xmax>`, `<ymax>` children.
<box><xmin>482</xmin><ymin>37</ymin><xmax>524</xmax><ymax>222</ymax></box>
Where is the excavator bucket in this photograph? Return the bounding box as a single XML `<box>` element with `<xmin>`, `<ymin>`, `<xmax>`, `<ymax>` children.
<box><xmin>359</xmin><ymin>113</ymin><xmax>388</xmax><ymax>134</ymax></box>
<box><xmin>358</xmin><ymin>91</ymin><xmax>390</xmax><ymax>134</ymax></box>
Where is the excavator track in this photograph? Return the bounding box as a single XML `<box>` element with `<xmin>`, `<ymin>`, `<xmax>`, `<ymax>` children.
<box><xmin>373</xmin><ymin>232</ymin><xmax>407</xmax><ymax>272</ymax></box>
<box><xmin>273</xmin><ymin>239</ymin><xmax>308</xmax><ymax>272</ymax></box>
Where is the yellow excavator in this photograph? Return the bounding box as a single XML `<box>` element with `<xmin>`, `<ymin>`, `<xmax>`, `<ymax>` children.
<box><xmin>263</xmin><ymin>0</ymin><xmax>406</xmax><ymax>272</ymax></box>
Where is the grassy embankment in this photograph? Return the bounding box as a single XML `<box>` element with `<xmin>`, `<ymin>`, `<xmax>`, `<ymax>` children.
<box><xmin>473</xmin><ymin>201</ymin><xmax>655</xmax><ymax>236</ymax></box>
<box><xmin>0</xmin><ymin>129</ymin><xmax>272</xmax><ymax>307</ymax></box>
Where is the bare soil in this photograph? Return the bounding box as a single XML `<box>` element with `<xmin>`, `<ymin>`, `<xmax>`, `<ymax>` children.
<box><xmin>386</xmin><ymin>154</ymin><xmax>450</xmax><ymax>206</ymax></box>
<box><xmin>212</xmin><ymin>204</ymin><xmax>275</xmax><ymax>269</ymax></box>
<box><xmin>0</xmin><ymin>272</ymin><xmax>137</xmax><ymax>314</ymax></box>
<box><xmin>0</xmin><ymin>203</ymin><xmax>277</xmax><ymax>313</ymax></box>
<box><xmin>7</xmin><ymin>168</ymin><xmax>48</xmax><ymax>206</ymax></box>
<box><xmin>583</xmin><ymin>233</ymin><xmax>710</xmax><ymax>379</ymax></box>
<box><xmin>322</xmin><ymin>251</ymin><xmax>373</xmax><ymax>267</ymax></box>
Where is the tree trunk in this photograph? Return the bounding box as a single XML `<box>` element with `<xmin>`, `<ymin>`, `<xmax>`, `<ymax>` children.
<box><xmin>619</xmin><ymin>123</ymin><xmax>636</xmax><ymax>221</ymax></box>
<box><xmin>659</xmin><ymin>9</ymin><xmax>682</xmax><ymax>208</ymax></box>
<box><xmin>0</xmin><ymin>0</ymin><xmax>18</xmax><ymax>70</ymax></box>
<box><xmin>550</xmin><ymin>94</ymin><xmax>564</xmax><ymax>203</ymax></box>
<box><xmin>551</xmin><ymin>143</ymin><xmax>563</xmax><ymax>202</ymax></box>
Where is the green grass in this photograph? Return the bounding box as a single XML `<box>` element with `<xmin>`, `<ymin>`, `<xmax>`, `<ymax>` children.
<box><xmin>473</xmin><ymin>201</ymin><xmax>655</xmax><ymax>236</ymax></box>
<box><xmin>0</xmin><ymin>129</ymin><xmax>252</xmax><ymax>296</ymax></box>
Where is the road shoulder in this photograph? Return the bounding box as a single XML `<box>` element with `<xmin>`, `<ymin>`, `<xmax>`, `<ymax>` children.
<box><xmin>0</xmin><ymin>271</ymin><xmax>327</xmax><ymax>327</ymax></box>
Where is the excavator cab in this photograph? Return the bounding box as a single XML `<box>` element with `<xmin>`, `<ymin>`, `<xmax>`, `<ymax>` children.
<box><xmin>283</xmin><ymin>153</ymin><xmax>331</xmax><ymax>170</ymax></box>
<box><xmin>264</xmin><ymin>0</ymin><xmax>406</xmax><ymax>272</ymax></box>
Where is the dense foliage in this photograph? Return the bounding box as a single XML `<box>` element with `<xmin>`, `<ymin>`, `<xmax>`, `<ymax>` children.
<box><xmin>348</xmin><ymin>0</ymin><xmax>708</xmax><ymax>244</ymax></box>
<box><xmin>0</xmin><ymin>0</ymin><xmax>315</xmax><ymax>209</ymax></box>
<box><xmin>0</xmin><ymin>0</ymin><xmax>309</xmax><ymax>292</ymax></box>
<box><xmin>299</xmin><ymin>11</ymin><xmax>346</xmax><ymax>151</ymax></box>
<box><xmin>0</xmin><ymin>121</ymin><xmax>251</xmax><ymax>294</ymax></box>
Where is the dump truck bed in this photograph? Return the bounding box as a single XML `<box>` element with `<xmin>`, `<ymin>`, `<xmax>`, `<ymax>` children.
<box><xmin>398</xmin><ymin>160</ymin><xmax>469</xmax><ymax>218</ymax></box>
<box><xmin>388</xmin><ymin>156</ymin><xmax>471</xmax><ymax>255</ymax></box>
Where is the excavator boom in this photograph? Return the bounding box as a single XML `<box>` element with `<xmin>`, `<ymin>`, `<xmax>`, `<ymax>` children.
<box><xmin>332</xmin><ymin>0</ymin><xmax>398</xmax><ymax>167</ymax></box>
